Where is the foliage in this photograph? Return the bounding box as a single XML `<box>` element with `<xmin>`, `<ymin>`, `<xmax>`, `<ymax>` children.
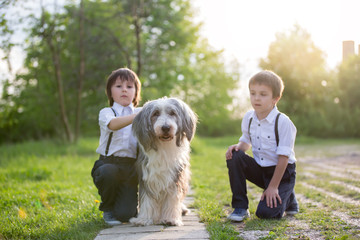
<box><xmin>171</xmin><ymin>40</ymin><xmax>242</xmax><ymax>136</ymax></box>
<box><xmin>0</xmin><ymin>0</ymin><xmax>239</xmax><ymax>143</ymax></box>
<box><xmin>337</xmin><ymin>55</ymin><xmax>360</xmax><ymax>137</ymax></box>
<box><xmin>2</xmin><ymin>4</ymin><xmax>360</xmax><ymax>142</ymax></box>
<box><xmin>259</xmin><ymin>24</ymin><xmax>358</xmax><ymax>137</ymax></box>
<box><xmin>0</xmin><ymin>0</ymin><xmax>15</xmax><ymax>56</ymax></box>
<box><xmin>338</xmin><ymin>55</ymin><xmax>360</xmax><ymax>108</ymax></box>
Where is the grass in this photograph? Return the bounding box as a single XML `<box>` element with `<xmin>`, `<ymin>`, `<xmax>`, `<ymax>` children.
<box><xmin>190</xmin><ymin>136</ymin><xmax>360</xmax><ymax>239</ymax></box>
<box><xmin>0</xmin><ymin>138</ymin><xmax>105</xmax><ymax>240</ymax></box>
<box><xmin>1</xmin><ymin>136</ymin><xmax>360</xmax><ymax>239</ymax></box>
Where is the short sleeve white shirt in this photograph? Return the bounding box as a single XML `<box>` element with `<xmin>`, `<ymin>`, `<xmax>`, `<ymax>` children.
<box><xmin>239</xmin><ymin>106</ymin><xmax>297</xmax><ymax>167</ymax></box>
<box><xmin>96</xmin><ymin>102</ymin><xmax>141</xmax><ymax>158</ymax></box>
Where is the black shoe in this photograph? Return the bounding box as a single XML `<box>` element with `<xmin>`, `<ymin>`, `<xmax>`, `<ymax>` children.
<box><xmin>103</xmin><ymin>211</ymin><xmax>121</xmax><ymax>226</ymax></box>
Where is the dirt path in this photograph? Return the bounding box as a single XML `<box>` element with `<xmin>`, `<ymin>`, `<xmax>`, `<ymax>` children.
<box><xmin>301</xmin><ymin>182</ymin><xmax>360</xmax><ymax>206</ymax></box>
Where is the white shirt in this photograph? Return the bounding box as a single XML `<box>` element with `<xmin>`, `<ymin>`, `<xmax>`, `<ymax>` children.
<box><xmin>239</xmin><ymin>106</ymin><xmax>297</xmax><ymax>167</ymax></box>
<box><xmin>96</xmin><ymin>102</ymin><xmax>141</xmax><ymax>158</ymax></box>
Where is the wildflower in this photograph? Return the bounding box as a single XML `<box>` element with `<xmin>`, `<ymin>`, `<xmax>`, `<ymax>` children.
<box><xmin>95</xmin><ymin>199</ymin><xmax>100</xmax><ymax>203</ymax></box>
<box><xmin>18</xmin><ymin>207</ymin><xmax>27</xmax><ymax>219</ymax></box>
<box><xmin>40</xmin><ymin>189</ymin><xmax>52</xmax><ymax>209</ymax></box>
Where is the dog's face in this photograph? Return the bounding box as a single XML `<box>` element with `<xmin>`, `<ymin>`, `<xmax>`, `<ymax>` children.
<box><xmin>133</xmin><ymin>97</ymin><xmax>197</xmax><ymax>151</ymax></box>
<box><xmin>151</xmin><ymin>103</ymin><xmax>178</xmax><ymax>142</ymax></box>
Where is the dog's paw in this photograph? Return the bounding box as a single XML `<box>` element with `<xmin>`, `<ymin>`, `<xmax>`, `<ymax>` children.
<box><xmin>130</xmin><ymin>217</ymin><xmax>153</xmax><ymax>226</ymax></box>
<box><xmin>182</xmin><ymin>205</ymin><xmax>190</xmax><ymax>216</ymax></box>
<box><xmin>181</xmin><ymin>202</ymin><xmax>191</xmax><ymax>216</ymax></box>
<box><xmin>161</xmin><ymin>218</ymin><xmax>183</xmax><ymax>226</ymax></box>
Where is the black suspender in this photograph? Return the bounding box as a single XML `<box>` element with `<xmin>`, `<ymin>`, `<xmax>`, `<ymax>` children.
<box><xmin>274</xmin><ymin>113</ymin><xmax>281</xmax><ymax>147</ymax></box>
<box><xmin>105</xmin><ymin>108</ymin><xmax>116</xmax><ymax>156</ymax></box>
<box><xmin>248</xmin><ymin>112</ymin><xmax>281</xmax><ymax>146</ymax></box>
<box><xmin>248</xmin><ymin>117</ymin><xmax>253</xmax><ymax>142</ymax></box>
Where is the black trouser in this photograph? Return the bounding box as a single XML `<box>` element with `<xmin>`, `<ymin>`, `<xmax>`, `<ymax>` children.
<box><xmin>227</xmin><ymin>150</ymin><xmax>296</xmax><ymax>219</ymax></box>
<box><xmin>91</xmin><ymin>155</ymin><xmax>138</xmax><ymax>222</ymax></box>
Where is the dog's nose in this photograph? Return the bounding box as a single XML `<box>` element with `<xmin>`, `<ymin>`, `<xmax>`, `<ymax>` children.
<box><xmin>162</xmin><ymin>125</ymin><xmax>171</xmax><ymax>133</ymax></box>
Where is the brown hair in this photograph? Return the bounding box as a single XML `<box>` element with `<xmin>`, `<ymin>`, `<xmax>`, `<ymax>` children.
<box><xmin>248</xmin><ymin>70</ymin><xmax>284</xmax><ymax>99</ymax></box>
<box><xmin>106</xmin><ymin>68</ymin><xmax>141</xmax><ymax>107</ymax></box>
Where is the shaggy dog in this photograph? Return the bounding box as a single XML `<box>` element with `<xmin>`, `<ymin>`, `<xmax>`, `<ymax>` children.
<box><xmin>130</xmin><ymin>97</ymin><xmax>197</xmax><ymax>226</ymax></box>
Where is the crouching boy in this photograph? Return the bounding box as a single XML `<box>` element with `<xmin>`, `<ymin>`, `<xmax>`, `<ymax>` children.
<box><xmin>225</xmin><ymin>70</ymin><xmax>298</xmax><ymax>221</ymax></box>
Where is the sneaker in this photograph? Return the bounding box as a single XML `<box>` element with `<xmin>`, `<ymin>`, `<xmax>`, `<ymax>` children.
<box><xmin>103</xmin><ymin>211</ymin><xmax>122</xmax><ymax>226</ymax></box>
<box><xmin>227</xmin><ymin>208</ymin><xmax>250</xmax><ymax>222</ymax></box>
<box><xmin>285</xmin><ymin>197</ymin><xmax>299</xmax><ymax>216</ymax></box>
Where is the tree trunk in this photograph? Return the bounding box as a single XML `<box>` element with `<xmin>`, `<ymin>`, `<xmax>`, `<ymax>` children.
<box><xmin>134</xmin><ymin>15</ymin><xmax>142</xmax><ymax>76</ymax></box>
<box><xmin>132</xmin><ymin>0</ymin><xmax>143</xmax><ymax>76</ymax></box>
<box><xmin>47</xmin><ymin>38</ymin><xmax>74</xmax><ymax>142</ymax></box>
<box><xmin>75</xmin><ymin>0</ymin><xmax>85</xmax><ymax>141</ymax></box>
<box><xmin>41</xmin><ymin>8</ymin><xmax>73</xmax><ymax>142</ymax></box>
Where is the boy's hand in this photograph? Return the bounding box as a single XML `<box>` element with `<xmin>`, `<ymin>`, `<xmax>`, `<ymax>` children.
<box><xmin>261</xmin><ymin>187</ymin><xmax>282</xmax><ymax>208</ymax></box>
<box><xmin>225</xmin><ymin>144</ymin><xmax>240</xmax><ymax>160</ymax></box>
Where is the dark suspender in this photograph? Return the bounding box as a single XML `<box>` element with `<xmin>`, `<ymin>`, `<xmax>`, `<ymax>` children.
<box><xmin>248</xmin><ymin>112</ymin><xmax>281</xmax><ymax>146</ymax></box>
<box><xmin>105</xmin><ymin>108</ymin><xmax>116</xmax><ymax>156</ymax></box>
<box><xmin>248</xmin><ymin>117</ymin><xmax>253</xmax><ymax>142</ymax></box>
<box><xmin>274</xmin><ymin>113</ymin><xmax>281</xmax><ymax>146</ymax></box>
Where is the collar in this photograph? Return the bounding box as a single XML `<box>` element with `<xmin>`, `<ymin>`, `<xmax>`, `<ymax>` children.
<box><xmin>265</xmin><ymin>106</ymin><xmax>280</xmax><ymax>123</ymax></box>
<box><xmin>251</xmin><ymin>106</ymin><xmax>279</xmax><ymax>123</ymax></box>
<box><xmin>112</xmin><ymin>102</ymin><xmax>134</xmax><ymax>115</ymax></box>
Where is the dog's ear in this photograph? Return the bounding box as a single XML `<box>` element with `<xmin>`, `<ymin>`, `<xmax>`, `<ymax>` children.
<box><xmin>132</xmin><ymin>101</ymin><xmax>158</xmax><ymax>151</ymax></box>
<box><xmin>181</xmin><ymin>101</ymin><xmax>198</xmax><ymax>142</ymax></box>
<box><xmin>171</xmin><ymin>98</ymin><xmax>198</xmax><ymax>146</ymax></box>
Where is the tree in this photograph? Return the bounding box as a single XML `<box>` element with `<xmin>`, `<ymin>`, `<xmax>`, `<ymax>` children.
<box><xmin>38</xmin><ymin>8</ymin><xmax>74</xmax><ymax>142</ymax></box>
<box><xmin>338</xmin><ymin>55</ymin><xmax>360</xmax><ymax>109</ymax></box>
<box><xmin>260</xmin><ymin>24</ymin><xmax>338</xmax><ymax>137</ymax></box>
<box><xmin>337</xmin><ymin>55</ymin><xmax>360</xmax><ymax>137</ymax></box>
<box><xmin>0</xmin><ymin>0</ymin><xmax>239</xmax><ymax>143</ymax></box>
<box><xmin>0</xmin><ymin>0</ymin><xmax>17</xmax><ymax>75</ymax></box>
<box><xmin>76</xmin><ymin>0</ymin><xmax>85</xmax><ymax>141</ymax></box>
<box><xmin>170</xmin><ymin>38</ymin><xmax>241</xmax><ymax>136</ymax></box>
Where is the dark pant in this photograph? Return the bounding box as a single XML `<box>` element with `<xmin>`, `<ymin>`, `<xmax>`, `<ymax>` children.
<box><xmin>91</xmin><ymin>155</ymin><xmax>138</xmax><ymax>222</ymax></box>
<box><xmin>227</xmin><ymin>150</ymin><xmax>296</xmax><ymax>219</ymax></box>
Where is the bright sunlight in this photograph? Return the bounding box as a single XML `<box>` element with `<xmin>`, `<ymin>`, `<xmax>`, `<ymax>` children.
<box><xmin>193</xmin><ymin>0</ymin><xmax>360</xmax><ymax>77</ymax></box>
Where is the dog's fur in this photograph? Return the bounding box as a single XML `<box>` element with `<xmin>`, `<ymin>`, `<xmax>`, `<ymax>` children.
<box><xmin>130</xmin><ymin>97</ymin><xmax>197</xmax><ymax>226</ymax></box>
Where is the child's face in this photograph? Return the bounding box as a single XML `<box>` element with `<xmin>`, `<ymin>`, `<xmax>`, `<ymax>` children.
<box><xmin>249</xmin><ymin>83</ymin><xmax>279</xmax><ymax>119</ymax></box>
<box><xmin>111</xmin><ymin>78</ymin><xmax>136</xmax><ymax>107</ymax></box>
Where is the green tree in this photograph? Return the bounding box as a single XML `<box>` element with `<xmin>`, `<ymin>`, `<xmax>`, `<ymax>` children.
<box><xmin>0</xmin><ymin>0</ymin><xmax>18</xmax><ymax>78</ymax></box>
<box><xmin>260</xmin><ymin>24</ymin><xmax>339</xmax><ymax>137</ymax></box>
<box><xmin>171</xmin><ymin>38</ymin><xmax>241</xmax><ymax>136</ymax></box>
<box><xmin>337</xmin><ymin>55</ymin><xmax>360</xmax><ymax>137</ymax></box>
<box><xmin>0</xmin><ymin>0</ymin><xmax>239</xmax><ymax>143</ymax></box>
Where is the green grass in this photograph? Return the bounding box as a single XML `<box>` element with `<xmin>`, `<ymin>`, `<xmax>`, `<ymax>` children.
<box><xmin>190</xmin><ymin>136</ymin><xmax>360</xmax><ymax>240</ymax></box>
<box><xmin>1</xmin><ymin>136</ymin><xmax>360</xmax><ymax>239</ymax></box>
<box><xmin>0</xmin><ymin>138</ymin><xmax>105</xmax><ymax>240</ymax></box>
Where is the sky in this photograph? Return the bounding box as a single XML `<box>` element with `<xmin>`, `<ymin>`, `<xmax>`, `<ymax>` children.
<box><xmin>192</xmin><ymin>0</ymin><xmax>360</xmax><ymax>80</ymax></box>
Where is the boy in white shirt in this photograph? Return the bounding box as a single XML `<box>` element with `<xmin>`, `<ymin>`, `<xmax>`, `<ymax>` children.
<box><xmin>91</xmin><ymin>68</ymin><xmax>142</xmax><ymax>225</ymax></box>
<box><xmin>225</xmin><ymin>70</ymin><xmax>298</xmax><ymax>221</ymax></box>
